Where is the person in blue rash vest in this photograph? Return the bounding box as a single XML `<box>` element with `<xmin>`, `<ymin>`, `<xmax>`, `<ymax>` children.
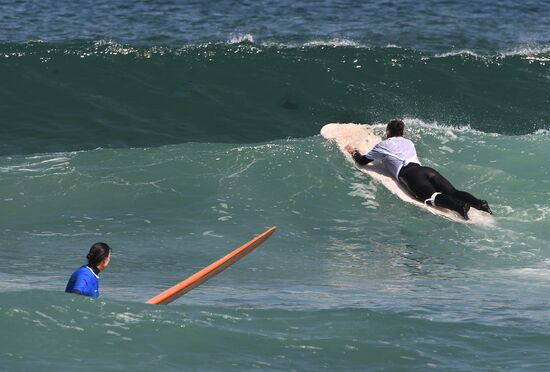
<box><xmin>345</xmin><ymin>120</ymin><xmax>492</xmax><ymax>220</ymax></box>
<box><xmin>65</xmin><ymin>242</ymin><xmax>112</xmax><ymax>298</ymax></box>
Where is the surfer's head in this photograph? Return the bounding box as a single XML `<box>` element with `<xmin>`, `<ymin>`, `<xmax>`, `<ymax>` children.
<box><xmin>87</xmin><ymin>242</ymin><xmax>112</xmax><ymax>272</ymax></box>
<box><xmin>386</xmin><ymin>120</ymin><xmax>405</xmax><ymax>137</ymax></box>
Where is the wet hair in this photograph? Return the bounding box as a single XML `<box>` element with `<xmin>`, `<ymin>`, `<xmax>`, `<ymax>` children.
<box><xmin>386</xmin><ymin>119</ymin><xmax>405</xmax><ymax>137</ymax></box>
<box><xmin>87</xmin><ymin>242</ymin><xmax>111</xmax><ymax>267</ymax></box>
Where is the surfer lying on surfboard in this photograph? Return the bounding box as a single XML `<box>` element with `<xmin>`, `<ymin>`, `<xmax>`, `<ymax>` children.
<box><xmin>345</xmin><ymin>120</ymin><xmax>492</xmax><ymax>220</ymax></box>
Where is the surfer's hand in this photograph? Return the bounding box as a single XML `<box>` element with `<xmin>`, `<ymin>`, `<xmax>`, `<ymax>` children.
<box><xmin>345</xmin><ymin>144</ymin><xmax>356</xmax><ymax>154</ymax></box>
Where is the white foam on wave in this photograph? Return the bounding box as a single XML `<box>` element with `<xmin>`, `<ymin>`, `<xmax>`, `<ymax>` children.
<box><xmin>400</xmin><ymin>117</ymin><xmax>547</xmax><ymax>139</ymax></box>
<box><xmin>513</xmin><ymin>204</ymin><xmax>550</xmax><ymax>223</ymax></box>
<box><xmin>259</xmin><ymin>37</ymin><xmax>368</xmax><ymax>49</ymax></box>
<box><xmin>0</xmin><ymin>153</ymin><xmax>74</xmax><ymax>174</ymax></box>
<box><xmin>399</xmin><ymin>117</ymin><xmax>500</xmax><ymax>137</ymax></box>
<box><xmin>506</xmin><ymin>261</ymin><xmax>550</xmax><ymax>280</ymax></box>
<box><xmin>303</xmin><ymin>38</ymin><xmax>363</xmax><ymax>48</ymax></box>
<box><xmin>499</xmin><ymin>45</ymin><xmax>550</xmax><ymax>57</ymax></box>
<box><xmin>434</xmin><ymin>45</ymin><xmax>550</xmax><ymax>60</ymax></box>
<box><xmin>228</xmin><ymin>33</ymin><xmax>255</xmax><ymax>44</ymax></box>
<box><xmin>499</xmin><ymin>45</ymin><xmax>550</xmax><ymax>64</ymax></box>
<box><xmin>434</xmin><ymin>50</ymin><xmax>482</xmax><ymax>58</ymax></box>
<box><xmin>91</xmin><ymin>39</ymin><xmax>138</xmax><ymax>56</ymax></box>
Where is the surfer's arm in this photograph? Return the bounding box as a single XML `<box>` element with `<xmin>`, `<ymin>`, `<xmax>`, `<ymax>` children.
<box><xmin>345</xmin><ymin>144</ymin><xmax>374</xmax><ymax>165</ymax></box>
<box><xmin>351</xmin><ymin>151</ymin><xmax>373</xmax><ymax>166</ymax></box>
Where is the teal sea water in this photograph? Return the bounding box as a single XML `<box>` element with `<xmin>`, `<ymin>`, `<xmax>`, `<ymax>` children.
<box><xmin>1</xmin><ymin>1</ymin><xmax>550</xmax><ymax>370</ymax></box>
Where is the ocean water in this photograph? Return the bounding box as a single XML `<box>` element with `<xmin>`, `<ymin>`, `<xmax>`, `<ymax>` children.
<box><xmin>1</xmin><ymin>0</ymin><xmax>550</xmax><ymax>370</ymax></box>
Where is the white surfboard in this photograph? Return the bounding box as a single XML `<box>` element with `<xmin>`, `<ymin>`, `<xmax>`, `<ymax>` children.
<box><xmin>321</xmin><ymin>123</ymin><xmax>493</xmax><ymax>225</ymax></box>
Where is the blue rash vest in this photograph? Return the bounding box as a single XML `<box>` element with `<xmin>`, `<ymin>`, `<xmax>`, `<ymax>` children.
<box><xmin>65</xmin><ymin>266</ymin><xmax>100</xmax><ymax>298</ymax></box>
<box><xmin>365</xmin><ymin>137</ymin><xmax>421</xmax><ymax>180</ymax></box>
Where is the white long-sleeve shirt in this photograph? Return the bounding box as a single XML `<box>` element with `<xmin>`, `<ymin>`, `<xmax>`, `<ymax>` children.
<box><xmin>364</xmin><ymin>137</ymin><xmax>421</xmax><ymax>180</ymax></box>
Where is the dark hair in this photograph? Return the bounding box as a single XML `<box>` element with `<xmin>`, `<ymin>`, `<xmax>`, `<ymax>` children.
<box><xmin>386</xmin><ymin>119</ymin><xmax>405</xmax><ymax>137</ymax></box>
<box><xmin>87</xmin><ymin>242</ymin><xmax>112</xmax><ymax>267</ymax></box>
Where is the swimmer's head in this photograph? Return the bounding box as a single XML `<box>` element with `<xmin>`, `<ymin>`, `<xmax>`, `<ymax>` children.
<box><xmin>87</xmin><ymin>242</ymin><xmax>112</xmax><ymax>271</ymax></box>
<box><xmin>386</xmin><ymin>119</ymin><xmax>405</xmax><ymax>137</ymax></box>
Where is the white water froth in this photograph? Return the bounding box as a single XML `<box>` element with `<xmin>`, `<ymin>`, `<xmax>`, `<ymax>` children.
<box><xmin>435</xmin><ymin>49</ymin><xmax>482</xmax><ymax>58</ymax></box>
<box><xmin>10</xmin><ymin>37</ymin><xmax>550</xmax><ymax>62</ymax></box>
<box><xmin>303</xmin><ymin>38</ymin><xmax>363</xmax><ymax>48</ymax></box>
<box><xmin>401</xmin><ymin>117</ymin><xmax>550</xmax><ymax>137</ymax></box>
<box><xmin>500</xmin><ymin>45</ymin><xmax>550</xmax><ymax>57</ymax></box>
<box><xmin>373</xmin><ymin>117</ymin><xmax>500</xmax><ymax>137</ymax></box>
<box><xmin>228</xmin><ymin>33</ymin><xmax>255</xmax><ymax>44</ymax></box>
<box><xmin>506</xmin><ymin>260</ymin><xmax>550</xmax><ymax>280</ymax></box>
<box><xmin>432</xmin><ymin>44</ymin><xmax>550</xmax><ymax>59</ymax></box>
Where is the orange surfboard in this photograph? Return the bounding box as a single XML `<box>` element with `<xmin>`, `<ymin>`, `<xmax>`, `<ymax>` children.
<box><xmin>146</xmin><ymin>226</ymin><xmax>277</xmax><ymax>305</ymax></box>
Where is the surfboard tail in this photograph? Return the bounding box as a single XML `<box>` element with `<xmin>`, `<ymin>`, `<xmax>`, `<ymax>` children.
<box><xmin>146</xmin><ymin>226</ymin><xmax>277</xmax><ymax>305</ymax></box>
